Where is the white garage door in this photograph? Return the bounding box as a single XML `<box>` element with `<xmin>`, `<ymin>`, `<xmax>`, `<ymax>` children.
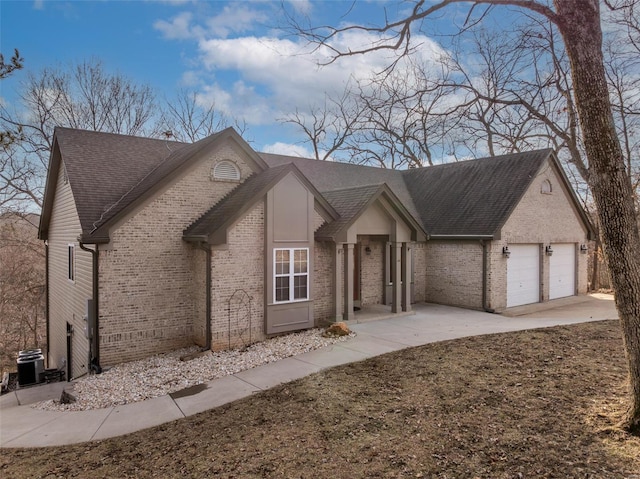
<box><xmin>549</xmin><ymin>244</ymin><xmax>576</xmax><ymax>300</ymax></box>
<box><xmin>507</xmin><ymin>244</ymin><xmax>540</xmax><ymax>307</ymax></box>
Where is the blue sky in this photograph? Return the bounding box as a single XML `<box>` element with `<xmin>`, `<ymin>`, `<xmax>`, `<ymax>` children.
<box><xmin>0</xmin><ymin>0</ymin><xmax>496</xmax><ymax>155</ymax></box>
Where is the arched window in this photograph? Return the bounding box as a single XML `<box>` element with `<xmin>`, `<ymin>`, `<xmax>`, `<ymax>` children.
<box><xmin>212</xmin><ymin>160</ymin><xmax>240</xmax><ymax>181</ymax></box>
<box><xmin>541</xmin><ymin>179</ymin><xmax>552</xmax><ymax>194</ymax></box>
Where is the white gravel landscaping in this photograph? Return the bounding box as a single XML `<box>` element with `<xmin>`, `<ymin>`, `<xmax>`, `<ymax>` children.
<box><xmin>34</xmin><ymin>328</ymin><xmax>354</xmax><ymax>412</ymax></box>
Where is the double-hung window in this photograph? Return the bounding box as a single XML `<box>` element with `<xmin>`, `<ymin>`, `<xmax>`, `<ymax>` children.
<box><xmin>274</xmin><ymin>248</ymin><xmax>308</xmax><ymax>303</ymax></box>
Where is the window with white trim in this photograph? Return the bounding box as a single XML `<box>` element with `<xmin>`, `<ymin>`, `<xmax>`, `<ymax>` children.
<box><xmin>68</xmin><ymin>244</ymin><xmax>75</xmax><ymax>282</ymax></box>
<box><xmin>274</xmin><ymin>248</ymin><xmax>308</xmax><ymax>303</ymax></box>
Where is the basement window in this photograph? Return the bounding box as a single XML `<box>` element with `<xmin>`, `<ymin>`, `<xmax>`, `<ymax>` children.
<box><xmin>212</xmin><ymin>160</ymin><xmax>240</xmax><ymax>182</ymax></box>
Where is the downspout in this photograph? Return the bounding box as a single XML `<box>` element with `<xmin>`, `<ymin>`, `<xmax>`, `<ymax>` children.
<box><xmin>481</xmin><ymin>240</ymin><xmax>495</xmax><ymax>313</ymax></box>
<box><xmin>79</xmin><ymin>242</ymin><xmax>102</xmax><ymax>373</ymax></box>
<box><xmin>196</xmin><ymin>242</ymin><xmax>212</xmax><ymax>351</ymax></box>
<box><xmin>45</xmin><ymin>241</ymin><xmax>50</xmax><ymax>368</ymax></box>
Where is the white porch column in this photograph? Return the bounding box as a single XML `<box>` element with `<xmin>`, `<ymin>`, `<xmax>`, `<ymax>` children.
<box><xmin>392</xmin><ymin>242</ymin><xmax>402</xmax><ymax>313</ymax></box>
<box><xmin>402</xmin><ymin>242</ymin><xmax>412</xmax><ymax>312</ymax></box>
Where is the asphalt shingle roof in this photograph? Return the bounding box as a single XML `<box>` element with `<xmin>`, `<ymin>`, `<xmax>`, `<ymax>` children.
<box><xmin>54</xmin><ymin>127</ymin><xmax>187</xmax><ymax>238</ymax></box>
<box><xmin>403</xmin><ymin>149</ymin><xmax>553</xmax><ymax>236</ymax></box>
<box><xmin>46</xmin><ymin>128</ymin><xmax>568</xmax><ymax>243</ymax></box>
<box><xmin>315</xmin><ymin>184</ymin><xmax>385</xmax><ymax>239</ymax></box>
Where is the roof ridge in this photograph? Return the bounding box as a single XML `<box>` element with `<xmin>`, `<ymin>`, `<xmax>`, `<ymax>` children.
<box><xmin>55</xmin><ymin>126</ymin><xmax>188</xmax><ymax>146</ymax></box>
<box><xmin>403</xmin><ymin>148</ymin><xmax>554</xmax><ymax>173</ymax></box>
<box><xmin>259</xmin><ymin>152</ymin><xmax>406</xmax><ymax>173</ymax></box>
<box><xmin>320</xmin><ymin>182</ymin><xmax>385</xmax><ymax>194</ymax></box>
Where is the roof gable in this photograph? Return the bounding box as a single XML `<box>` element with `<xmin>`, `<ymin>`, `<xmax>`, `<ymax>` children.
<box><xmin>40</xmin><ymin>127</ymin><xmax>185</xmax><ymax>240</ymax></box>
<box><xmin>40</xmin><ymin>127</ymin><xmax>268</xmax><ymax>243</ymax></box>
<box><xmin>403</xmin><ymin>149</ymin><xmax>555</xmax><ymax>238</ymax></box>
<box><xmin>184</xmin><ymin>163</ymin><xmax>338</xmax><ymax>245</ymax></box>
<box><xmin>316</xmin><ymin>183</ymin><xmax>427</xmax><ymax>241</ymax></box>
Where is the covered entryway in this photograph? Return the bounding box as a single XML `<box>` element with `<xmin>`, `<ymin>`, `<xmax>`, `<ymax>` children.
<box><xmin>507</xmin><ymin>244</ymin><xmax>540</xmax><ymax>307</ymax></box>
<box><xmin>317</xmin><ymin>184</ymin><xmax>427</xmax><ymax>322</ymax></box>
<box><xmin>549</xmin><ymin>244</ymin><xmax>576</xmax><ymax>300</ymax></box>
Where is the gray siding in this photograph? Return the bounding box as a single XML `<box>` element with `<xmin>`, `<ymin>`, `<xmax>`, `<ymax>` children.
<box><xmin>47</xmin><ymin>162</ymin><xmax>93</xmax><ymax>378</ymax></box>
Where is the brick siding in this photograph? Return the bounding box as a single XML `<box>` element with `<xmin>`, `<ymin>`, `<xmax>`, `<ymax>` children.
<box><xmin>424</xmin><ymin>240</ymin><xmax>484</xmax><ymax>309</ymax></box>
<box><xmin>210</xmin><ymin>203</ymin><xmax>265</xmax><ymax>350</ymax></box>
<box><xmin>98</xmin><ymin>147</ymin><xmax>255</xmax><ymax>365</ymax></box>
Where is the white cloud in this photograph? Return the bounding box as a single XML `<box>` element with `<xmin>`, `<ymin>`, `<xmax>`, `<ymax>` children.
<box><xmin>154</xmin><ymin>11</ymin><xmax>194</xmax><ymax>40</ymax></box>
<box><xmin>154</xmin><ymin>2</ymin><xmax>449</xmax><ymax>134</ymax></box>
<box><xmin>261</xmin><ymin>141</ymin><xmax>315</xmax><ymax>158</ymax></box>
<box><xmin>205</xmin><ymin>5</ymin><xmax>268</xmax><ymax>38</ymax></box>
<box><xmin>154</xmin><ymin>4</ymin><xmax>270</xmax><ymax>41</ymax></box>
<box><xmin>179</xmin><ymin>70</ymin><xmax>201</xmax><ymax>87</ymax></box>
<box><xmin>195</xmin><ymin>30</ymin><xmax>447</xmax><ymax>125</ymax></box>
<box><xmin>285</xmin><ymin>0</ymin><xmax>312</xmax><ymax>15</ymax></box>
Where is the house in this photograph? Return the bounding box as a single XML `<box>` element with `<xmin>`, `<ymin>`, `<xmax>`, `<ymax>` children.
<box><xmin>39</xmin><ymin>127</ymin><xmax>594</xmax><ymax>378</ymax></box>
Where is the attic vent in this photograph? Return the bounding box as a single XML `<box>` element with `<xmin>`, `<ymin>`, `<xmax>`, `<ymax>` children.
<box><xmin>212</xmin><ymin>160</ymin><xmax>240</xmax><ymax>182</ymax></box>
<box><xmin>541</xmin><ymin>179</ymin><xmax>552</xmax><ymax>194</ymax></box>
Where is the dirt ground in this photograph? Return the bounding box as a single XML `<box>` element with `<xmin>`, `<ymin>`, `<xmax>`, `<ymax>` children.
<box><xmin>1</xmin><ymin>320</ymin><xmax>639</xmax><ymax>478</ymax></box>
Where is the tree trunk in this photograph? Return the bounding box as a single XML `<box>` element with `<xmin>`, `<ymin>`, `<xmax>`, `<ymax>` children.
<box><xmin>555</xmin><ymin>0</ymin><xmax>640</xmax><ymax>433</ymax></box>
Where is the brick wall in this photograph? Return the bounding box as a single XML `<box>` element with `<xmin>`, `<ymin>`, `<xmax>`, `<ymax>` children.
<box><xmin>360</xmin><ymin>240</ymin><xmax>384</xmax><ymax>306</ymax></box>
<box><xmin>314</xmin><ymin>241</ymin><xmax>334</xmax><ymax>323</ymax></box>
<box><xmin>412</xmin><ymin>242</ymin><xmax>427</xmax><ymax>303</ymax></box>
<box><xmin>190</xmin><ymin>248</ymin><xmax>207</xmax><ymax>347</ymax></box>
<box><xmin>424</xmin><ymin>240</ymin><xmax>484</xmax><ymax>309</ymax></box>
<box><xmin>98</xmin><ymin>146</ymin><xmax>256</xmax><ymax>365</ymax></box>
<box><xmin>210</xmin><ymin>203</ymin><xmax>265</xmax><ymax>351</ymax></box>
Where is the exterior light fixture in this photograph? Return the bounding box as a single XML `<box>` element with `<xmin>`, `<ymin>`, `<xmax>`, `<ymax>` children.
<box><xmin>580</xmin><ymin>244</ymin><xmax>588</xmax><ymax>254</ymax></box>
<box><xmin>545</xmin><ymin>245</ymin><xmax>554</xmax><ymax>256</ymax></box>
<box><xmin>502</xmin><ymin>246</ymin><xmax>510</xmax><ymax>258</ymax></box>
<box><xmin>365</xmin><ymin>246</ymin><xmax>372</xmax><ymax>255</ymax></box>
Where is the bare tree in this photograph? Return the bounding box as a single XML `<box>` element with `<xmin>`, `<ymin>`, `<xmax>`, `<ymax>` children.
<box><xmin>0</xmin><ymin>49</ymin><xmax>23</xmax><ymax>80</ymax></box>
<box><xmin>0</xmin><ymin>59</ymin><xmax>161</xmax><ymax>212</ymax></box>
<box><xmin>348</xmin><ymin>58</ymin><xmax>464</xmax><ymax>168</ymax></box>
<box><xmin>159</xmin><ymin>89</ymin><xmax>246</xmax><ymax>143</ymax></box>
<box><xmin>0</xmin><ymin>212</ymin><xmax>45</xmax><ymax>375</ymax></box>
<box><xmin>290</xmin><ymin>0</ymin><xmax>640</xmax><ymax>433</ymax></box>
<box><xmin>279</xmin><ymin>90</ymin><xmax>362</xmax><ymax>161</ymax></box>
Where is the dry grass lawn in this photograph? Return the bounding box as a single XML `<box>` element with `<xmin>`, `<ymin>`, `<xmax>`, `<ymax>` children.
<box><xmin>1</xmin><ymin>320</ymin><xmax>639</xmax><ymax>478</ymax></box>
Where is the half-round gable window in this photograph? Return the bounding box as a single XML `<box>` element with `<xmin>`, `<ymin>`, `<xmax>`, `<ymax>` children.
<box><xmin>541</xmin><ymin>179</ymin><xmax>552</xmax><ymax>194</ymax></box>
<box><xmin>212</xmin><ymin>160</ymin><xmax>240</xmax><ymax>182</ymax></box>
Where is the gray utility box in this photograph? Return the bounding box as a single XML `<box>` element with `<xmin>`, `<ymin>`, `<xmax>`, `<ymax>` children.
<box><xmin>17</xmin><ymin>349</ymin><xmax>45</xmax><ymax>386</ymax></box>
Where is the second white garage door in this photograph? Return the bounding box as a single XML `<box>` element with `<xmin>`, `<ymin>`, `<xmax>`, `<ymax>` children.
<box><xmin>549</xmin><ymin>244</ymin><xmax>576</xmax><ymax>300</ymax></box>
<box><xmin>507</xmin><ymin>244</ymin><xmax>540</xmax><ymax>307</ymax></box>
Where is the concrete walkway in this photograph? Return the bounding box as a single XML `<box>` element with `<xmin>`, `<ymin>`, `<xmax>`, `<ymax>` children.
<box><xmin>0</xmin><ymin>294</ymin><xmax>618</xmax><ymax>448</ymax></box>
